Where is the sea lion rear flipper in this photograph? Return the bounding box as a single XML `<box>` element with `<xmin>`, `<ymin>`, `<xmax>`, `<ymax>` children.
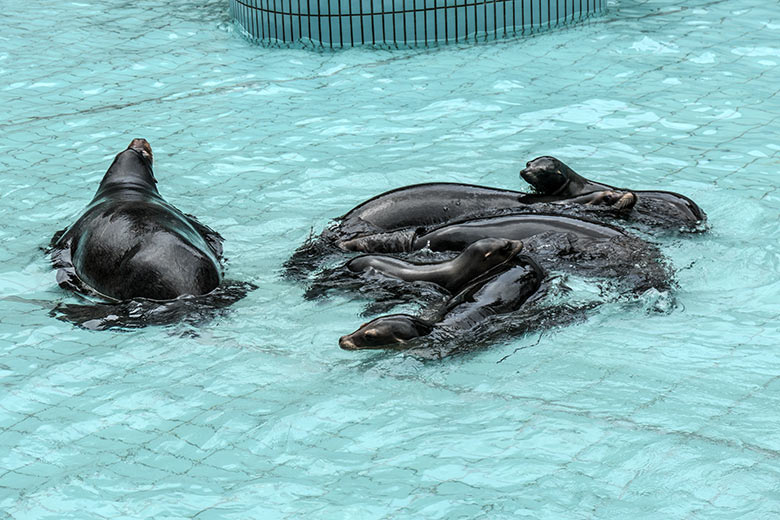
<box><xmin>185</xmin><ymin>214</ymin><xmax>224</xmax><ymax>258</ymax></box>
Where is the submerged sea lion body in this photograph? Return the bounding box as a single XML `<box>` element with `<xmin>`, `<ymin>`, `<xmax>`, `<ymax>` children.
<box><xmin>339</xmin><ymin>213</ymin><xmax>625</xmax><ymax>254</ymax></box>
<box><xmin>335</xmin><ymin>181</ymin><xmax>640</xmax><ymax>240</ymax></box>
<box><xmin>51</xmin><ymin>139</ymin><xmax>223</xmax><ymax>301</ymax></box>
<box><xmin>412</xmin><ymin>214</ymin><xmax>626</xmax><ymax>253</ymax></box>
<box><xmin>339</xmin><ymin>256</ymin><xmax>544</xmax><ymax>350</ymax></box>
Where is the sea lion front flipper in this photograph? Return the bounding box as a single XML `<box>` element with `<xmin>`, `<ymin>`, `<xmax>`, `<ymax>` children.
<box><xmin>185</xmin><ymin>214</ymin><xmax>224</xmax><ymax>259</ymax></box>
<box><xmin>612</xmin><ymin>192</ymin><xmax>637</xmax><ymax>211</ymax></box>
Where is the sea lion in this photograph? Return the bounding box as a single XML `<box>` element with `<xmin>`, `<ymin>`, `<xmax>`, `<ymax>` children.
<box><xmin>338</xmin><ymin>213</ymin><xmax>625</xmax><ymax>254</ymax></box>
<box><xmin>519</xmin><ymin>156</ymin><xmax>705</xmax><ymax>226</ymax></box>
<box><xmin>338</xmin><ymin>314</ymin><xmax>433</xmax><ymax>350</ymax></box>
<box><xmin>339</xmin><ymin>255</ymin><xmax>544</xmax><ymax>351</ymax></box>
<box><xmin>346</xmin><ymin>237</ymin><xmax>524</xmax><ymax>293</ymax></box>
<box><xmin>50</xmin><ymin>139</ymin><xmax>224</xmax><ymax>301</ymax></box>
<box><xmin>411</xmin><ymin>214</ymin><xmax>626</xmax><ymax>253</ymax></box>
<box><xmin>334</xmin><ymin>183</ymin><xmax>524</xmax><ymax>238</ymax></box>
<box><xmin>333</xmin><ymin>181</ymin><xmax>638</xmax><ymax>240</ymax></box>
<box><xmin>285</xmin><ymin>174</ymin><xmax>639</xmax><ymax>280</ymax></box>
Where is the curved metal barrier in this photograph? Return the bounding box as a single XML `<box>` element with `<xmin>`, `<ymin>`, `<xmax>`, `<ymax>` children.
<box><xmin>230</xmin><ymin>0</ymin><xmax>607</xmax><ymax>47</ymax></box>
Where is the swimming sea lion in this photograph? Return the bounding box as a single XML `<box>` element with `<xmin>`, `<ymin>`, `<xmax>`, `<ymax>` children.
<box><xmin>334</xmin><ymin>180</ymin><xmax>640</xmax><ymax>240</ymax></box>
<box><xmin>338</xmin><ymin>314</ymin><xmax>433</xmax><ymax>350</ymax></box>
<box><xmin>519</xmin><ymin>156</ymin><xmax>705</xmax><ymax>226</ymax></box>
<box><xmin>334</xmin><ymin>183</ymin><xmax>525</xmax><ymax>238</ymax></box>
<box><xmin>50</xmin><ymin>139</ymin><xmax>224</xmax><ymax>301</ymax></box>
<box><xmin>339</xmin><ymin>255</ymin><xmax>544</xmax><ymax>350</ymax></box>
<box><xmin>285</xmin><ymin>171</ymin><xmax>645</xmax><ymax>279</ymax></box>
<box><xmin>346</xmin><ymin>238</ymin><xmax>524</xmax><ymax>293</ymax></box>
<box><xmin>411</xmin><ymin>214</ymin><xmax>625</xmax><ymax>253</ymax></box>
<box><xmin>335</xmin><ymin>213</ymin><xmax>624</xmax><ymax>254</ymax></box>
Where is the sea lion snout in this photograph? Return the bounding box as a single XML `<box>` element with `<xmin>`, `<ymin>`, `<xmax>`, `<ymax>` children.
<box><xmin>128</xmin><ymin>138</ymin><xmax>153</xmax><ymax>163</ymax></box>
<box><xmin>474</xmin><ymin>238</ymin><xmax>524</xmax><ymax>261</ymax></box>
<box><xmin>506</xmin><ymin>238</ymin><xmax>524</xmax><ymax>257</ymax></box>
<box><xmin>339</xmin><ymin>335</ymin><xmax>359</xmax><ymax>350</ymax></box>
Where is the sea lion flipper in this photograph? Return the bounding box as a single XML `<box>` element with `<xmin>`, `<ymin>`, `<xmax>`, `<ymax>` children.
<box><xmin>49</xmin><ymin>228</ymin><xmax>68</xmax><ymax>249</ymax></box>
<box><xmin>185</xmin><ymin>214</ymin><xmax>224</xmax><ymax>258</ymax></box>
<box><xmin>613</xmin><ymin>192</ymin><xmax>637</xmax><ymax>211</ymax></box>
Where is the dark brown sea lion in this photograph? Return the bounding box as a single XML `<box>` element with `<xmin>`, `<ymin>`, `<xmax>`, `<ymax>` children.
<box><xmin>338</xmin><ymin>213</ymin><xmax>626</xmax><ymax>254</ymax></box>
<box><xmin>346</xmin><ymin>238</ymin><xmax>524</xmax><ymax>293</ymax></box>
<box><xmin>50</xmin><ymin>139</ymin><xmax>223</xmax><ymax>301</ymax></box>
<box><xmin>339</xmin><ymin>255</ymin><xmax>544</xmax><ymax>350</ymax></box>
<box><xmin>334</xmin><ymin>180</ymin><xmax>637</xmax><ymax>241</ymax></box>
<box><xmin>411</xmin><ymin>214</ymin><xmax>626</xmax><ymax>253</ymax></box>
<box><xmin>519</xmin><ymin>156</ymin><xmax>705</xmax><ymax>227</ymax></box>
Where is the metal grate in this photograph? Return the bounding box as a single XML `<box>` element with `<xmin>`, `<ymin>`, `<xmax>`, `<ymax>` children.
<box><xmin>229</xmin><ymin>0</ymin><xmax>607</xmax><ymax>47</ymax></box>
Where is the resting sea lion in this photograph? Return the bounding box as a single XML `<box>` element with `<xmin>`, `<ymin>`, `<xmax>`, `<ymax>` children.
<box><xmin>519</xmin><ymin>156</ymin><xmax>705</xmax><ymax>227</ymax></box>
<box><xmin>333</xmin><ymin>180</ymin><xmax>636</xmax><ymax>240</ymax></box>
<box><xmin>346</xmin><ymin>238</ymin><xmax>524</xmax><ymax>293</ymax></box>
<box><xmin>338</xmin><ymin>213</ymin><xmax>625</xmax><ymax>254</ymax></box>
<box><xmin>335</xmin><ymin>183</ymin><xmax>522</xmax><ymax>237</ymax></box>
<box><xmin>411</xmin><ymin>214</ymin><xmax>626</xmax><ymax>253</ymax></box>
<box><xmin>339</xmin><ymin>255</ymin><xmax>544</xmax><ymax>350</ymax></box>
<box><xmin>50</xmin><ymin>139</ymin><xmax>223</xmax><ymax>301</ymax></box>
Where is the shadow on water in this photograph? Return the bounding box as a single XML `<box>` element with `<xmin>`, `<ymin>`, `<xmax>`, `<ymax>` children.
<box><xmin>48</xmin><ymin>280</ymin><xmax>256</xmax><ymax>331</ymax></box>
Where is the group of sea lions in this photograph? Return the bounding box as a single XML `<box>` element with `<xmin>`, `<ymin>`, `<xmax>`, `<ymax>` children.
<box><xmin>49</xmin><ymin>139</ymin><xmax>706</xmax><ymax>351</ymax></box>
<box><xmin>288</xmin><ymin>155</ymin><xmax>705</xmax><ymax>355</ymax></box>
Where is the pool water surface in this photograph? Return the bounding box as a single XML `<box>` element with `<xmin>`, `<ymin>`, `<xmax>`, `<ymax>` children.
<box><xmin>1</xmin><ymin>0</ymin><xmax>780</xmax><ymax>517</ymax></box>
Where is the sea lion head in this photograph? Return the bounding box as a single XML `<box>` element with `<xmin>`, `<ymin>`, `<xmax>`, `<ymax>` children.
<box><xmin>98</xmin><ymin>138</ymin><xmax>158</xmax><ymax>194</ymax></box>
<box><xmin>462</xmin><ymin>238</ymin><xmax>524</xmax><ymax>269</ymax></box>
<box><xmin>339</xmin><ymin>314</ymin><xmax>432</xmax><ymax>350</ymax></box>
<box><xmin>519</xmin><ymin>156</ymin><xmax>571</xmax><ymax>195</ymax></box>
<box><xmin>127</xmin><ymin>138</ymin><xmax>153</xmax><ymax>164</ymax></box>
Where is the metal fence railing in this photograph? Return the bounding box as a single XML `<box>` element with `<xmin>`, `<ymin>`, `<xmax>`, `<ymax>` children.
<box><xmin>230</xmin><ymin>0</ymin><xmax>607</xmax><ymax>47</ymax></box>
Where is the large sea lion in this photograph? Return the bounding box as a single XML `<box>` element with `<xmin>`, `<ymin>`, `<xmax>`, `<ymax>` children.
<box><xmin>50</xmin><ymin>139</ymin><xmax>224</xmax><ymax>301</ymax></box>
<box><xmin>519</xmin><ymin>156</ymin><xmax>706</xmax><ymax>227</ymax></box>
<box><xmin>339</xmin><ymin>255</ymin><xmax>544</xmax><ymax>351</ymax></box>
<box><xmin>346</xmin><ymin>238</ymin><xmax>524</xmax><ymax>293</ymax></box>
<box><xmin>411</xmin><ymin>214</ymin><xmax>626</xmax><ymax>253</ymax></box>
<box><xmin>333</xmin><ymin>181</ymin><xmax>633</xmax><ymax>240</ymax></box>
<box><xmin>338</xmin><ymin>213</ymin><xmax>626</xmax><ymax>254</ymax></box>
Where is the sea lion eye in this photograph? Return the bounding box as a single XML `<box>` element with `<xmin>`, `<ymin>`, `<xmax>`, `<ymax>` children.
<box><xmin>364</xmin><ymin>329</ymin><xmax>379</xmax><ymax>338</ymax></box>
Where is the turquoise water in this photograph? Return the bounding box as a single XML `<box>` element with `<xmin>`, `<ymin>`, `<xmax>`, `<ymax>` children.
<box><xmin>2</xmin><ymin>0</ymin><xmax>780</xmax><ymax>517</ymax></box>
